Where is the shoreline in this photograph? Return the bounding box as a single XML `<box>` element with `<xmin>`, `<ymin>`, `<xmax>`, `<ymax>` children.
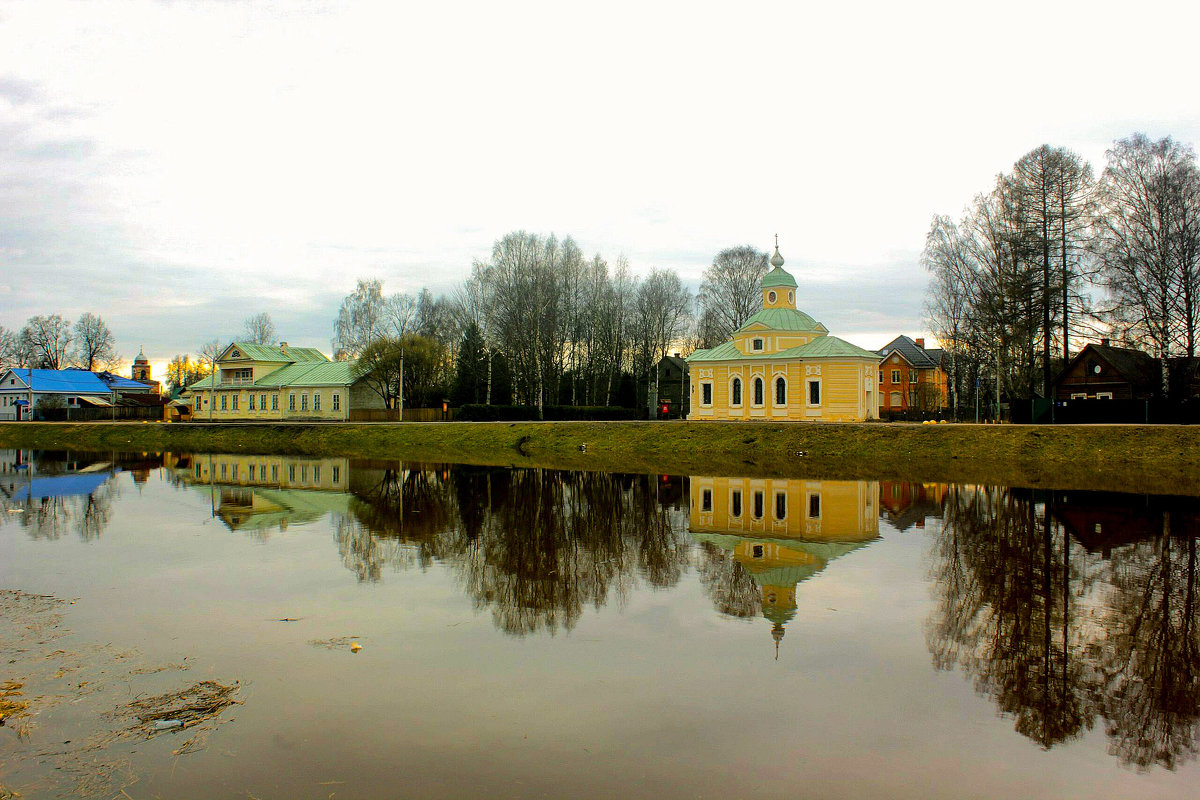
<box><xmin>1</xmin><ymin>420</ymin><xmax>1198</xmax><ymax>496</ymax></box>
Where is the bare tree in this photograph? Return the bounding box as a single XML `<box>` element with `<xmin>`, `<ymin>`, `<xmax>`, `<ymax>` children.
<box><xmin>1095</xmin><ymin>134</ymin><xmax>1200</xmax><ymax>378</ymax></box>
<box><xmin>242</xmin><ymin>312</ymin><xmax>277</xmax><ymax>345</ymax></box>
<box><xmin>21</xmin><ymin>314</ymin><xmax>73</xmax><ymax>369</ymax></box>
<box><xmin>698</xmin><ymin>245</ymin><xmax>769</xmax><ymax>344</ymax></box>
<box><xmin>922</xmin><ymin>215</ymin><xmax>975</xmax><ymax>418</ymax></box>
<box><xmin>0</xmin><ymin>325</ymin><xmax>33</xmax><ymax>368</ymax></box>
<box><xmin>332</xmin><ymin>278</ymin><xmax>387</xmax><ymax>360</ymax></box>
<box><xmin>631</xmin><ymin>269</ymin><xmax>692</xmax><ymax>410</ymax></box>
<box><xmin>72</xmin><ymin>312</ymin><xmax>117</xmax><ymax>371</ymax></box>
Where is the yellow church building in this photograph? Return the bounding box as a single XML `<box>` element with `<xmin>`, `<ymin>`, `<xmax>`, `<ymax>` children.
<box><xmin>687</xmin><ymin>243</ymin><xmax>880</xmax><ymax>421</ymax></box>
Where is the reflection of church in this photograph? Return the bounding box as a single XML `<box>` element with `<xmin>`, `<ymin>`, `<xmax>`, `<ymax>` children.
<box><xmin>690</xmin><ymin>476</ymin><xmax>879</xmax><ymax>656</ymax></box>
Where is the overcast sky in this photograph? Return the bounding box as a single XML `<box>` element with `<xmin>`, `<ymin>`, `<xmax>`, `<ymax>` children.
<box><xmin>2</xmin><ymin>0</ymin><xmax>1198</xmax><ymax>378</ymax></box>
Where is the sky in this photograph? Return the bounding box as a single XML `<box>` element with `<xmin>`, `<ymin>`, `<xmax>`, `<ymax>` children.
<box><xmin>2</xmin><ymin>0</ymin><xmax>1198</xmax><ymax>380</ymax></box>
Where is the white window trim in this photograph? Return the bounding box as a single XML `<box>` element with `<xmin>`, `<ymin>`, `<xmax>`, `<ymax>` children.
<box><xmin>1069</xmin><ymin>392</ymin><xmax>1086</xmax><ymax>400</ymax></box>
<box><xmin>751</xmin><ymin>338</ymin><xmax>764</xmax><ymax>351</ymax></box>
<box><xmin>729</xmin><ymin>376</ymin><xmax>744</xmax><ymax>408</ymax></box>
<box><xmin>1096</xmin><ymin>392</ymin><xmax>1113</xmax><ymax>400</ymax></box>
<box><xmin>699</xmin><ymin>380</ymin><xmax>714</xmax><ymax>407</ymax></box>
<box><xmin>772</xmin><ymin>373</ymin><xmax>788</xmax><ymax>407</ymax></box>
<box><xmin>806</xmin><ymin>492</ymin><xmax>822</xmax><ymax>520</ymax></box>
<box><xmin>767</xmin><ymin>291</ymin><xmax>777</xmax><ymax>304</ymax></box>
<box><xmin>751</xmin><ymin>376</ymin><xmax>765</xmax><ymax>407</ymax></box>
<box><xmin>806</xmin><ymin>378</ymin><xmax>822</xmax><ymax>407</ymax></box>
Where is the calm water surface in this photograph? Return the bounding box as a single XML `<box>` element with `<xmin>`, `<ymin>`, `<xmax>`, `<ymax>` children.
<box><xmin>2</xmin><ymin>449</ymin><xmax>1199</xmax><ymax>799</ymax></box>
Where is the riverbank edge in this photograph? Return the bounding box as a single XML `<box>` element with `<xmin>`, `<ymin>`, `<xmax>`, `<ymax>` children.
<box><xmin>2</xmin><ymin>420</ymin><xmax>1198</xmax><ymax>496</ymax></box>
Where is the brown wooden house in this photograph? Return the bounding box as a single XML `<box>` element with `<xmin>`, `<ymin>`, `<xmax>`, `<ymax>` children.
<box><xmin>1051</xmin><ymin>341</ymin><xmax>1161</xmax><ymax>401</ymax></box>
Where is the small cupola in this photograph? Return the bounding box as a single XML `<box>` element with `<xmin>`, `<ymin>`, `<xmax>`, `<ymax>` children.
<box><xmin>762</xmin><ymin>236</ymin><xmax>798</xmax><ymax>310</ymax></box>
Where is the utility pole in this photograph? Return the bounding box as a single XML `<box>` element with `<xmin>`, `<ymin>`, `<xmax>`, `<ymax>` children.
<box><xmin>398</xmin><ymin>351</ymin><xmax>404</xmax><ymax>422</ymax></box>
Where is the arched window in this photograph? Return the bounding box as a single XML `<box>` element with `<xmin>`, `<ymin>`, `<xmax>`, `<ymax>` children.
<box><xmin>731</xmin><ymin>377</ymin><xmax>742</xmax><ymax>406</ymax></box>
<box><xmin>788</xmin><ymin>291</ymin><xmax>794</xmax><ymax>304</ymax></box>
<box><xmin>768</xmin><ymin>291</ymin><xmax>777</xmax><ymax>304</ymax></box>
<box><xmin>753</xmin><ymin>377</ymin><xmax>764</xmax><ymax>406</ymax></box>
<box><xmin>774</xmin><ymin>376</ymin><xmax>786</xmax><ymax>405</ymax></box>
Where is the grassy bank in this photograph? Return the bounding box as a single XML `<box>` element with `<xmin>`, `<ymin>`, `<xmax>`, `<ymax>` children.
<box><xmin>2</xmin><ymin>420</ymin><xmax>1198</xmax><ymax>495</ymax></box>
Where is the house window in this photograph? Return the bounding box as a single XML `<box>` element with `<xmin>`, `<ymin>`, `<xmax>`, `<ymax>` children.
<box><xmin>891</xmin><ymin>369</ymin><xmax>901</xmax><ymax>383</ymax></box>
<box><xmin>248</xmin><ymin>394</ymin><xmax>255</xmax><ymax>411</ymax></box>
<box><xmin>767</xmin><ymin>291</ymin><xmax>777</xmax><ymax>304</ymax></box>
<box><xmin>313</xmin><ymin>465</ymin><xmax>321</xmax><ymax>482</ymax></box>
<box><xmin>272</xmin><ymin>394</ymin><xmax>279</xmax><ymax>411</ymax></box>
<box><xmin>1070</xmin><ymin>392</ymin><xmax>1086</xmax><ymax>400</ymax></box>
<box><xmin>301</xmin><ymin>465</ymin><xmax>308</xmax><ymax>482</ymax></box>
<box><xmin>701</xmin><ymin>489</ymin><xmax>712</xmax><ymax>512</ymax></box>
<box><xmin>332</xmin><ymin>393</ymin><xmax>341</xmax><ymax>411</ymax></box>
<box><xmin>808</xmin><ymin>380</ymin><xmax>821</xmax><ymax>405</ymax></box>
<box><xmin>753</xmin><ymin>490</ymin><xmax>764</xmax><ymax>519</ymax></box>
<box><xmin>752</xmin><ymin>544</ymin><xmax>764</xmax><ymax>559</ymax></box>
<box><xmin>313</xmin><ymin>393</ymin><xmax>321</xmax><ymax>412</ymax></box>
<box><xmin>271</xmin><ymin>465</ymin><xmax>279</xmax><ymax>481</ymax></box>
<box><xmin>288</xmin><ymin>465</ymin><xmax>296</xmax><ymax>481</ymax></box>
<box><xmin>220</xmin><ymin>463</ymin><xmax>227</xmax><ymax>479</ymax></box>
<box><xmin>808</xmin><ymin>493</ymin><xmax>821</xmax><ymax>519</ymax></box>
<box><xmin>300</xmin><ymin>394</ymin><xmax>308</xmax><ymax>411</ymax></box>
<box><xmin>878</xmin><ymin>372</ymin><xmax>883</xmax><ymax>383</ymax></box>
<box><xmin>700</xmin><ymin>382</ymin><xmax>713</xmax><ymax>406</ymax></box>
<box><xmin>890</xmin><ymin>391</ymin><xmax>902</xmax><ymax>407</ymax></box>
<box><xmin>231</xmin><ymin>394</ymin><xmax>239</xmax><ymax>410</ymax></box>
<box><xmin>220</xmin><ymin>395</ymin><xmax>227</xmax><ymax>411</ymax></box>
<box><xmin>731</xmin><ymin>378</ymin><xmax>742</xmax><ymax>406</ymax></box>
<box><xmin>774</xmin><ymin>376</ymin><xmax>786</xmax><ymax>405</ymax></box>
<box><xmin>260</xmin><ymin>394</ymin><xmax>267</xmax><ymax>410</ymax></box>
<box><xmin>753</xmin><ymin>377</ymin><xmax>764</xmax><ymax>406</ymax></box>
<box><xmin>231</xmin><ymin>464</ymin><xmax>238</xmax><ymax>480</ymax></box>
<box><xmin>288</xmin><ymin>394</ymin><xmax>296</xmax><ymax>411</ymax></box>
<box><xmin>788</xmin><ymin>291</ymin><xmax>793</xmax><ymax>304</ymax></box>
<box><xmin>731</xmin><ymin>490</ymin><xmax>742</xmax><ymax>518</ymax></box>
<box><xmin>1096</xmin><ymin>392</ymin><xmax>1113</xmax><ymax>400</ymax></box>
<box><xmin>774</xmin><ymin>492</ymin><xmax>786</xmax><ymax>520</ymax></box>
<box><xmin>910</xmin><ymin>371</ymin><xmax>918</xmax><ymax>383</ymax></box>
<box><xmin>248</xmin><ymin>464</ymin><xmax>256</xmax><ymax>480</ymax></box>
<box><xmin>332</xmin><ymin>466</ymin><xmax>340</xmax><ymax>484</ymax></box>
<box><xmin>752</xmin><ymin>338</ymin><xmax>764</xmax><ymax>351</ymax></box>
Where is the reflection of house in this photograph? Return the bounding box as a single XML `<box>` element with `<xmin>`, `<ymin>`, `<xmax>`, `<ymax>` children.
<box><xmin>687</xmin><ymin>243</ymin><xmax>880</xmax><ymax>422</ymax></box>
<box><xmin>875</xmin><ymin>335</ymin><xmax>947</xmax><ymax>416</ymax></box>
<box><xmin>689</xmin><ymin>476</ymin><xmax>879</xmax><ymax>655</ymax></box>
<box><xmin>181</xmin><ymin>341</ymin><xmax>384</xmax><ymax>421</ymax></box>
<box><xmin>878</xmin><ymin>481</ymin><xmax>947</xmax><ymax>531</ymax></box>
<box><xmin>172</xmin><ymin>453</ymin><xmax>353</xmax><ymax>532</ymax></box>
<box><xmin>0</xmin><ymin>449</ymin><xmax>119</xmax><ymax>502</ymax></box>
<box><xmin>1049</xmin><ymin>489</ymin><xmax>1200</xmax><ymax>557</ymax></box>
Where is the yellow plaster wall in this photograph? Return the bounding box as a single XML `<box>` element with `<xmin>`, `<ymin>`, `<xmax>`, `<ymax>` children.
<box><xmin>688</xmin><ymin>358</ymin><xmax>879</xmax><ymax>422</ymax></box>
<box><xmin>689</xmin><ymin>476</ymin><xmax>879</xmax><ymax>540</ymax></box>
<box><xmin>189</xmin><ymin>387</ymin><xmax>353</xmax><ymax>421</ymax></box>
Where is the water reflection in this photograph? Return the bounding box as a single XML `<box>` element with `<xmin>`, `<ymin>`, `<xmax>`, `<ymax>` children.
<box><xmin>10</xmin><ymin>449</ymin><xmax>1200</xmax><ymax>773</ymax></box>
<box><xmin>689</xmin><ymin>476</ymin><xmax>879</xmax><ymax>656</ymax></box>
<box><xmin>928</xmin><ymin>486</ymin><xmax>1200</xmax><ymax>769</ymax></box>
<box><xmin>0</xmin><ymin>449</ymin><xmax>135</xmax><ymax>540</ymax></box>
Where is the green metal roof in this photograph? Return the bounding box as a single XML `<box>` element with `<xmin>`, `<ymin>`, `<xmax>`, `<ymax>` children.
<box><xmin>761</xmin><ymin>266</ymin><xmax>798</xmax><ymax>289</ymax></box>
<box><xmin>224</xmin><ymin>342</ymin><xmax>330</xmax><ymax>363</ymax></box>
<box><xmin>736</xmin><ymin>307</ymin><xmax>826</xmax><ymax>333</ymax></box>
<box><xmin>255</xmin><ymin>362</ymin><xmax>363</xmax><ymax>387</ymax></box>
<box><xmin>688</xmin><ymin>334</ymin><xmax>879</xmax><ymax>363</ymax></box>
<box><xmin>183</xmin><ymin>361</ymin><xmax>364</xmax><ymax>391</ymax></box>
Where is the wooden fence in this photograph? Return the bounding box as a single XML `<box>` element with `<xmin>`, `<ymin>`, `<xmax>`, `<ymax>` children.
<box><xmin>348</xmin><ymin>408</ymin><xmax>455</xmax><ymax>423</ymax></box>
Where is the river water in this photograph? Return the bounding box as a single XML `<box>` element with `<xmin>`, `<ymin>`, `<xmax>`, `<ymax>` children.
<box><xmin>2</xmin><ymin>449</ymin><xmax>1198</xmax><ymax>799</ymax></box>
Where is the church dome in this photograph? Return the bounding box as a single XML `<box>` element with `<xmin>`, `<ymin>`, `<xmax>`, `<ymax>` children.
<box><xmin>134</xmin><ymin>347</ymin><xmax>149</xmax><ymax>364</ymax></box>
<box><xmin>762</xmin><ymin>243</ymin><xmax>797</xmax><ymax>289</ymax></box>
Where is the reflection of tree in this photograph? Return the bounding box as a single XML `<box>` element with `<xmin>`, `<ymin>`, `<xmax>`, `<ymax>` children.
<box><xmin>341</xmin><ymin>465</ymin><xmax>690</xmax><ymax>636</ymax></box>
<box><xmin>1099</xmin><ymin>529</ymin><xmax>1200</xmax><ymax>770</ymax></box>
<box><xmin>928</xmin><ymin>486</ymin><xmax>1200</xmax><ymax>769</ymax></box>
<box><xmin>693</xmin><ymin>541</ymin><xmax>760</xmax><ymax>619</ymax></box>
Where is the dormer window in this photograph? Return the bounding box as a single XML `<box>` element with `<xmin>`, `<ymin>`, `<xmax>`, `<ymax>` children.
<box><xmin>752</xmin><ymin>338</ymin><xmax>764</xmax><ymax>351</ymax></box>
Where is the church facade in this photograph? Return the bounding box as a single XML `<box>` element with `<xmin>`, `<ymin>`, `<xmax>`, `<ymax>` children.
<box><xmin>687</xmin><ymin>244</ymin><xmax>880</xmax><ymax>422</ymax></box>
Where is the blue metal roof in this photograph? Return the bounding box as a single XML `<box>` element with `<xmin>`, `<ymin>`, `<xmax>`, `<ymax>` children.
<box><xmin>13</xmin><ymin>473</ymin><xmax>114</xmax><ymax>500</ymax></box>
<box><xmin>3</xmin><ymin>368</ymin><xmax>126</xmax><ymax>394</ymax></box>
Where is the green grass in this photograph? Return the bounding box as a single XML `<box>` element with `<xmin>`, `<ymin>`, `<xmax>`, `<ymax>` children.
<box><xmin>2</xmin><ymin>420</ymin><xmax>1198</xmax><ymax>495</ymax></box>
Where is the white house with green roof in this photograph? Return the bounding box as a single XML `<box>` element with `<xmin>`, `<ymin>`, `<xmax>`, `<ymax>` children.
<box><xmin>181</xmin><ymin>341</ymin><xmax>385</xmax><ymax>421</ymax></box>
<box><xmin>687</xmin><ymin>243</ymin><xmax>880</xmax><ymax>422</ymax></box>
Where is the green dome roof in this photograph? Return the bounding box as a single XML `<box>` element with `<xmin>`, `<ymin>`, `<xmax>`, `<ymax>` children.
<box><xmin>761</xmin><ymin>266</ymin><xmax>797</xmax><ymax>289</ymax></box>
<box><xmin>736</xmin><ymin>307</ymin><xmax>825</xmax><ymax>333</ymax></box>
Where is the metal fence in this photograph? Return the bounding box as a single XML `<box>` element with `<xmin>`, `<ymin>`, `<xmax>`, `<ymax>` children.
<box><xmin>1012</xmin><ymin>398</ymin><xmax>1200</xmax><ymax>425</ymax></box>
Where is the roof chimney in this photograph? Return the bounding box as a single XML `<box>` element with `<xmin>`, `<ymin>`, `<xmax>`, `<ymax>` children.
<box><xmin>1100</xmin><ymin>338</ymin><xmax>1110</xmax><ymax>346</ymax></box>
<box><xmin>280</xmin><ymin>341</ymin><xmax>288</xmax><ymax>352</ymax></box>
<box><xmin>914</xmin><ymin>337</ymin><xmax>925</xmax><ymax>349</ymax></box>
